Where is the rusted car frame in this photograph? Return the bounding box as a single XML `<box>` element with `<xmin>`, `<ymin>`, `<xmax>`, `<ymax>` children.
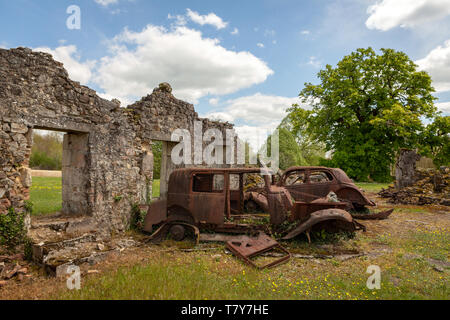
<box><xmin>143</xmin><ymin>168</ymin><xmax>369</xmax><ymax>239</ymax></box>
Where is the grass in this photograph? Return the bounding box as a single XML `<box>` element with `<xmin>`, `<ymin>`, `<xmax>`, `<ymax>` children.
<box><xmin>23</xmin><ymin>178</ymin><xmax>448</xmax><ymax>300</ymax></box>
<box><xmin>56</xmin><ymin>205</ymin><xmax>450</xmax><ymax>300</ymax></box>
<box><xmin>57</xmin><ymin>232</ymin><xmax>449</xmax><ymax>300</ymax></box>
<box><xmin>355</xmin><ymin>182</ymin><xmax>392</xmax><ymax>193</ymax></box>
<box><xmin>29</xmin><ymin>177</ymin><xmax>162</xmax><ymax>216</ymax></box>
<box><xmin>30</xmin><ymin>177</ymin><xmax>62</xmax><ymax>215</ymax></box>
<box><xmin>152</xmin><ymin>179</ymin><xmax>160</xmax><ymax>198</ymax></box>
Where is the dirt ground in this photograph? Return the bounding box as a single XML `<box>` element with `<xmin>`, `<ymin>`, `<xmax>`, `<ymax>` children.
<box><xmin>0</xmin><ymin>192</ymin><xmax>448</xmax><ymax>300</ymax></box>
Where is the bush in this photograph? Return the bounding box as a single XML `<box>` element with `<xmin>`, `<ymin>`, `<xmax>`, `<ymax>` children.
<box><xmin>0</xmin><ymin>207</ymin><xmax>27</xmax><ymax>251</ymax></box>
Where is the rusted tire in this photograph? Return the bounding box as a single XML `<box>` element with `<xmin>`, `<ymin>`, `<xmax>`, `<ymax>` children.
<box><xmin>169</xmin><ymin>224</ymin><xmax>186</xmax><ymax>241</ymax></box>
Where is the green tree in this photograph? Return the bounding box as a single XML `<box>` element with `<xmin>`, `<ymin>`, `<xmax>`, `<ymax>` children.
<box><xmin>263</xmin><ymin>128</ymin><xmax>307</xmax><ymax>170</ymax></box>
<box><xmin>420</xmin><ymin>115</ymin><xmax>450</xmax><ymax>167</ymax></box>
<box><xmin>288</xmin><ymin>47</ymin><xmax>438</xmax><ymax>182</ymax></box>
<box><xmin>280</xmin><ymin>114</ymin><xmax>327</xmax><ymax>166</ymax></box>
<box><xmin>30</xmin><ymin>132</ymin><xmax>63</xmax><ymax>170</ymax></box>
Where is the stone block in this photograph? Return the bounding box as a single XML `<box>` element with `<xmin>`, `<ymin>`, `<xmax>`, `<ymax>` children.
<box><xmin>19</xmin><ymin>167</ymin><xmax>32</xmax><ymax>188</ymax></box>
<box><xmin>10</xmin><ymin>123</ymin><xmax>28</xmax><ymax>134</ymax></box>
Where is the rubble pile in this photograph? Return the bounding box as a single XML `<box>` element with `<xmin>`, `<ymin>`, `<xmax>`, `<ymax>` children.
<box><xmin>379</xmin><ymin>168</ymin><xmax>450</xmax><ymax>206</ymax></box>
<box><xmin>0</xmin><ymin>253</ymin><xmax>30</xmax><ymax>287</ymax></box>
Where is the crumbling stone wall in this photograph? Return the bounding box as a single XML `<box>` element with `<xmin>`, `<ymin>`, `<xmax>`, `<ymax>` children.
<box><xmin>395</xmin><ymin>149</ymin><xmax>421</xmax><ymax>189</ymax></box>
<box><xmin>0</xmin><ymin>47</ymin><xmax>235</xmax><ymax>234</ymax></box>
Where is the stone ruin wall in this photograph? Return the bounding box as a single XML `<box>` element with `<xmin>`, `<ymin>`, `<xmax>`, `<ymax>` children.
<box><xmin>0</xmin><ymin>47</ymin><xmax>235</xmax><ymax>234</ymax></box>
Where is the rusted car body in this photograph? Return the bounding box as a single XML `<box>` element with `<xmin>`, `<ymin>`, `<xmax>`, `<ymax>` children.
<box><xmin>246</xmin><ymin>166</ymin><xmax>376</xmax><ymax>212</ymax></box>
<box><xmin>143</xmin><ymin>168</ymin><xmax>270</xmax><ymax>233</ymax></box>
<box><xmin>143</xmin><ymin>167</ymin><xmax>363</xmax><ymax>239</ymax></box>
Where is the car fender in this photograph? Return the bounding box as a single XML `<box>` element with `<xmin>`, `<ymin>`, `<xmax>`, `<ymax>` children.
<box><xmin>335</xmin><ymin>186</ymin><xmax>375</xmax><ymax>206</ymax></box>
<box><xmin>143</xmin><ymin>199</ymin><xmax>168</xmax><ymax>233</ymax></box>
<box><xmin>282</xmin><ymin>209</ymin><xmax>355</xmax><ymax>240</ymax></box>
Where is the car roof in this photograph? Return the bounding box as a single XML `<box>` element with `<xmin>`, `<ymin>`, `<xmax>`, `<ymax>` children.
<box><xmin>284</xmin><ymin>167</ymin><xmax>352</xmax><ymax>180</ymax></box>
<box><xmin>171</xmin><ymin>167</ymin><xmax>273</xmax><ymax>175</ymax></box>
<box><xmin>168</xmin><ymin>167</ymin><xmax>272</xmax><ymax>194</ymax></box>
<box><xmin>285</xmin><ymin>166</ymin><xmax>333</xmax><ymax>171</ymax></box>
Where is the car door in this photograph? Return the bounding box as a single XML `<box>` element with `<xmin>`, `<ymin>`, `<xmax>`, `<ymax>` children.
<box><xmin>190</xmin><ymin>173</ymin><xmax>226</xmax><ymax>225</ymax></box>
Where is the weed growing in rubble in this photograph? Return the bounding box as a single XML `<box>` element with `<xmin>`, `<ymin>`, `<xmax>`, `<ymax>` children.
<box><xmin>130</xmin><ymin>203</ymin><xmax>146</xmax><ymax>231</ymax></box>
<box><xmin>0</xmin><ymin>207</ymin><xmax>27</xmax><ymax>251</ymax></box>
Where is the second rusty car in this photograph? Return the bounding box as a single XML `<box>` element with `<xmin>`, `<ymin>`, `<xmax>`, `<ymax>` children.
<box><xmin>246</xmin><ymin>166</ymin><xmax>376</xmax><ymax>212</ymax></box>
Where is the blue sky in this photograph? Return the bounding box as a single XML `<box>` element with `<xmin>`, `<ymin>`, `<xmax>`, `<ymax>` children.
<box><xmin>1</xmin><ymin>0</ymin><xmax>450</xmax><ymax>146</ymax></box>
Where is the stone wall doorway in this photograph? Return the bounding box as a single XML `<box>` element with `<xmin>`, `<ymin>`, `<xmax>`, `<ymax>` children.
<box><xmin>30</xmin><ymin>128</ymin><xmax>89</xmax><ymax>217</ymax></box>
<box><xmin>151</xmin><ymin>140</ymin><xmax>180</xmax><ymax>200</ymax></box>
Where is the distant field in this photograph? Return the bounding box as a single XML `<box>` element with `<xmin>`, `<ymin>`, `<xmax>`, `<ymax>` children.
<box><xmin>31</xmin><ymin>170</ymin><xmax>62</xmax><ymax>178</ymax></box>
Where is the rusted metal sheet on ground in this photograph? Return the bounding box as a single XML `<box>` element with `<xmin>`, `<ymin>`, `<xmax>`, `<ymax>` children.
<box><xmin>226</xmin><ymin>233</ymin><xmax>291</xmax><ymax>269</ymax></box>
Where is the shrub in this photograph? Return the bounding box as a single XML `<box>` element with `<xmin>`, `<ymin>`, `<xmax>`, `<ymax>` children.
<box><xmin>0</xmin><ymin>207</ymin><xmax>27</xmax><ymax>251</ymax></box>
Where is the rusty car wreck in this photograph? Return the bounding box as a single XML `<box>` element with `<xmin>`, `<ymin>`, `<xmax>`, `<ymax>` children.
<box><xmin>143</xmin><ymin>167</ymin><xmax>393</xmax><ymax>268</ymax></box>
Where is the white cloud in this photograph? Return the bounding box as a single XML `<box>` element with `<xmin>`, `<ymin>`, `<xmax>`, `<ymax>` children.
<box><xmin>234</xmin><ymin>125</ymin><xmax>275</xmax><ymax>150</ymax></box>
<box><xmin>186</xmin><ymin>9</ymin><xmax>228</xmax><ymax>29</ymax></box>
<box><xmin>436</xmin><ymin>102</ymin><xmax>450</xmax><ymax>113</ymax></box>
<box><xmin>300</xmin><ymin>30</ymin><xmax>310</xmax><ymax>35</ymax></box>
<box><xmin>34</xmin><ymin>45</ymin><xmax>95</xmax><ymax>85</ymax></box>
<box><xmin>257</xmin><ymin>43</ymin><xmax>265</xmax><ymax>48</ymax></box>
<box><xmin>231</xmin><ymin>28</ymin><xmax>239</xmax><ymax>35</ymax></box>
<box><xmin>416</xmin><ymin>39</ymin><xmax>450</xmax><ymax>92</ymax></box>
<box><xmin>97</xmin><ymin>92</ymin><xmax>133</xmax><ymax>107</ymax></box>
<box><xmin>209</xmin><ymin>98</ymin><xmax>220</xmax><ymax>106</ymax></box>
<box><xmin>366</xmin><ymin>0</ymin><xmax>450</xmax><ymax>31</ymax></box>
<box><xmin>168</xmin><ymin>13</ymin><xmax>187</xmax><ymax>26</ymax></box>
<box><xmin>204</xmin><ymin>93</ymin><xmax>301</xmax><ymax>148</ymax></box>
<box><xmin>95</xmin><ymin>0</ymin><xmax>118</xmax><ymax>7</ymax></box>
<box><xmin>94</xmin><ymin>25</ymin><xmax>273</xmax><ymax>104</ymax></box>
<box><xmin>205</xmin><ymin>93</ymin><xmax>299</xmax><ymax>127</ymax></box>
